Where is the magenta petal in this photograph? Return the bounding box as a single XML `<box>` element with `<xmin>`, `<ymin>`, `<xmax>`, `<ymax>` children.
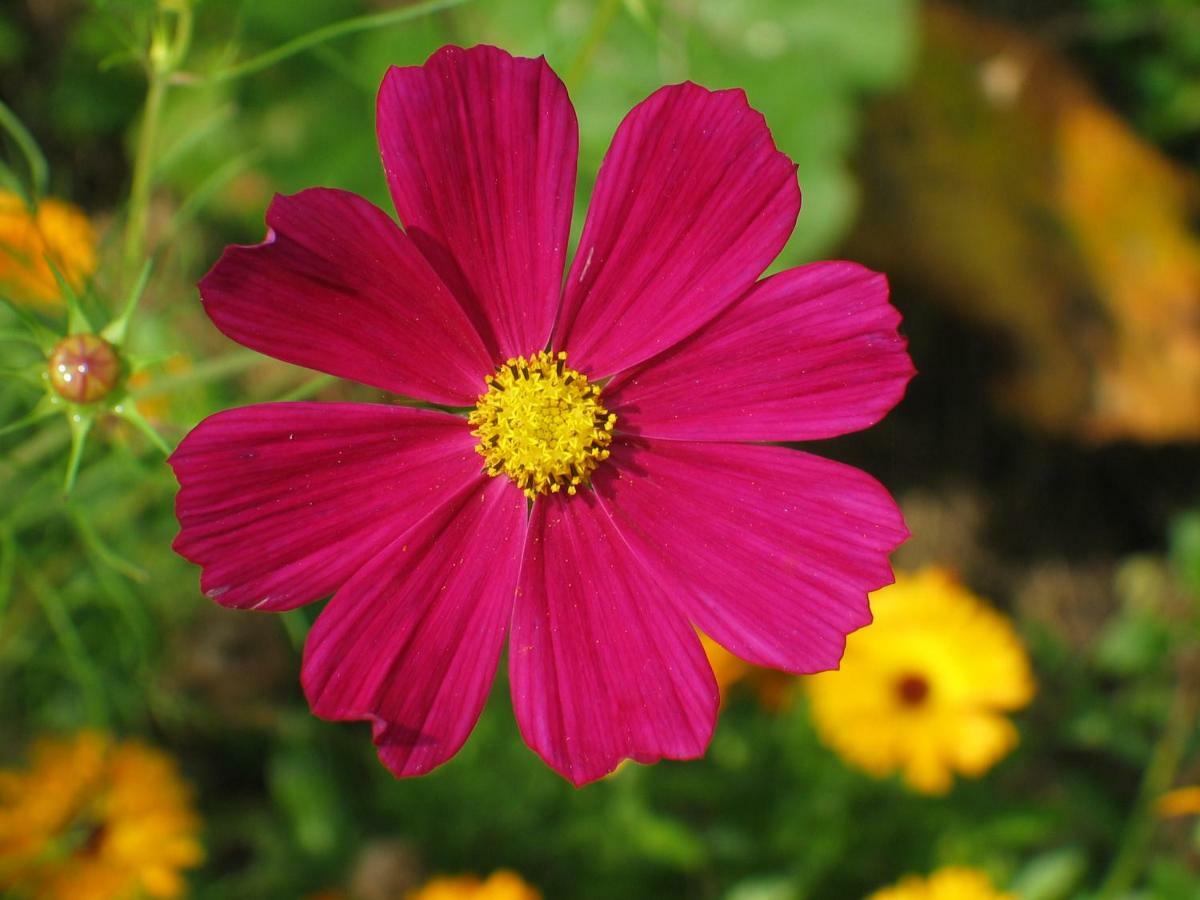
<box><xmin>170</xmin><ymin>403</ymin><xmax>482</xmax><ymax>611</ymax></box>
<box><xmin>553</xmin><ymin>82</ymin><xmax>800</xmax><ymax>378</ymax></box>
<box><xmin>596</xmin><ymin>439</ymin><xmax>908</xmax><ymax>673</ymax></box>
<box><xmin>378</xmin><ymin>45</ymin><xmax>578</xmax><ymax>359</ymax></box>
<box><xmin>199</xmin><ymin>188</ymin><xmax>492</xmax><ymax>406</ymax></box>
<box><xmin>511</xmin><ymin>492</ymin><xmax>718</xmax><ymax>786</ymax></box>
<box><xmin>302</xmin><ymin>477</ymin><xmax>526</xmax><ymax>777</ymax></box>
<box><xmin>607</xmin><ymin>262</ymin><xmax>915</xmax><ymax>441</ymax></box>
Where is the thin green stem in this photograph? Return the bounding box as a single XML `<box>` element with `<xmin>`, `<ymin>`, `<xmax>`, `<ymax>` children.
<box><xmin>277</xmin><ymin>374</ymin><xmax>335</xmax><ymax>402</ymax></box>
<box><xmin>0</xmin><ymin>98</ymin><xmax>48</xmax><ymax>199</ymax></box>
<box><xmin>0</xmin><ymin>328</ymin><xmax>44</xmax><ymax>346</ymax></box>
<box><xmin>69</xmin><ymin>509</ymin><xmax>149</xmax><ymax>584</ymax></box>
<box><xmin>0</xmin><ymin>404</ymin><xmax>57</xmax><ymax>438</ymax></box>
<box><xmin>114</xmin><ymin>401</ymin><xmax>171</xmax><ymax>456</ymax></box>
<box><xmin>63</xmin><ymin>413</ymin><xmax>94</xmax><ymax>493</ymax></box>
<box><xmin>564</xmin><ymin>0</ymin><xmax>623</xmax><ymax>92</ymax></box>
<box><xmin>0</xmin><ymin>526</ymin><xmax>14</xmax><ymax>635</ymax></box>
<box><xmin>26</xmin><ymin>567</ymin><xmax>108</xmax><ymax>726</ymax></box>
<box><xmin>182</xmin><ymin>0</ymin><xmax>471</xmax><ymax>86</ymax></box>
<box><xmin>1</xmin><ymin>417</ymin><xmax>68</xmax><ymax>475</ymax></box>
<box><xmin>0</xmin><ymin>292</ymin><xmax>59</xmax><ymax>351</ymax></box>
<box><xmin>0</xmin><ymin>158</ymin><xmax>26</xmax><ymax>195</ymax></box>
<box><xmin>164</xmin><ymin>150</ymin><xmax>262</xmax><ymax>245</ymax></box>
<box><xmin>122</xmin><ymin>71</ymin><xmax>168</xmax><ymax>286</ymax></box>
<box><xmin>126</xmin><ymin>349</ymin><xmax>262</xmax><ymax>397</ymax></box>
<box><xmin>122</xmin><ymin>1</ymin><xmax>193</xmax><ymax>287</ymax></box>
<box><xmin>1097</xmin><ymin>681</ymin><xmax>1197</xmax><ymax>897</ymax></box>
<box><xmin>280</xmin><ymin>611</ymin><xmax>310</xmax><ymax>653</ymax></box>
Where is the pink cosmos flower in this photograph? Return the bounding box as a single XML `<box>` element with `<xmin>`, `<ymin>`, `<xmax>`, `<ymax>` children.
<box><xmin>170</xmin><ymin>45</ymin><xmax>914</xmax><ymax>786</ymax></box>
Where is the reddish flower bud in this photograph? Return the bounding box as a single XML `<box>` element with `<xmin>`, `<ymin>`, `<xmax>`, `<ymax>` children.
<box><xmin>47</xmin><ymin>334</ymin><xmax>120</xmax><ymax>404</ymax></box>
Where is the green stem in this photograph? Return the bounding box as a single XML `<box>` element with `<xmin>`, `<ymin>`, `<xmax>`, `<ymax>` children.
<box><xmin>122</xmin><ymin>1</ymin><xmax>193</xmax><ymax>287</ymax></box>
<box><xmin>0</xmin><ymin>328</ymin><xmax>44</xmax><ymax>346</ymax></box>
<box><xmin>0</xmin><ymin>98</ymin><xmax>48</xmax><ymax>199</ymax></box>
<box><xmin>182</xmin><ymin>0</ymin><xmax>471</xmax><ymax>86</ymax></box>
<box><xmin>126</xmin><ymin>349</ymin><xmax>262</xmax><ymax>397</ymax></box>
<box><xmin>1097</xmin><ymin>681</ymin><xmax>1197</xmax><ymax>897</ymax></box>
<box><xmin>280</xmin><ymin>611</ymin><xmax>310</xmax><ymax>653</ymax></box>
<box><xmin>277</xmin><ymin>374</ymin><xmax>335</xmax><ymax>401</ymax></box>
<box><xmin>63</xmin><ymin>413</ymin><xmax>94</xmax><ymax>493</ymax></box>
<box><xmin>115</xmin><ymin>401</ymin><xmax>171</xmax><ymax>456</ymax></box>
<box><xmin>69</xmin><ymin>509</ymin><xmax>149</xmax><ymax>584</ymax></box>
<box><xmin>0</xmin><ymin>526</ymin><xmax>14</xmax><ymax>636</ymax></box>
<box><xmin>26</xmin><ymin>567</ymin><xmax>108</xmax><ymax>726</ymax></box>
<box><xmin>2</xmin><ymin>417</ymin><xmax>69</xmax><ymax>475</ymax></box>
<box><xmin>122</xmin><ymin>70</ymin><xmax>168</xmax><ymax>286</ymax></box>
<box><xmin>564</xmin><ymin>0</ymin><xmax>623</xmax><ymax>92</ymax></box>
<box><xmin>163</xmin><ymin>150</ymin><xmax>262</xmax><ymax>245</ymax></box>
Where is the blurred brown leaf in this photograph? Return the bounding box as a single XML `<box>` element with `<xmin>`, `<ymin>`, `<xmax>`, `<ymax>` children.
<box><xmin>848</xmin><ymin>2</ymin><xmax>1200</xmax><ymax>442</ymax></box>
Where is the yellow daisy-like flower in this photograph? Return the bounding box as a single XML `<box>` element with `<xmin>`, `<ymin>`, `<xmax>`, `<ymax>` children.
<box><xmin>867</xmin><ymin>867</ymin><xmax>1015</xmax><ymax>900</ymax></box>
<box><xmin>806</xmin><ymin>567</ymin><xmax>1035</xmax><ymax>794</ymax></box>
<box><xmin>0</xmin><ymin>731</ymin><xmax>203</xmax><ymax>900</ymax></box>
<box><xmin>407</xmin><ymin>870</ymin><xmax>540</xmax><ymax>900</ymax></box>
<box><xmin>0</xmin><ymin>190</ymin><xmax>97</xmax><ymax>306</ymax></box>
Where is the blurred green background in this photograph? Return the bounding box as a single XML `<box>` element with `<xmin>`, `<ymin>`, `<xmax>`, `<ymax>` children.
<box><xmin>1</xmin><ymin>0</ymin><xmax>1199</xmax><ymax>898</ymax></box>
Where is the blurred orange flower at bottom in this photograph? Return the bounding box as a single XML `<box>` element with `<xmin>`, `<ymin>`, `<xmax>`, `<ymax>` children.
<box><xmin>406</xmin><ymin>870</ymin><xmax>540</xmax><ymax>900</ymax></box>
<box><xmin>867</xmin><ymin>866</ymin><xmax>1015</xmax><ymax>900</ymax></box>
<box><xmin>0</xmin><ymin>730</ymin><xmax>202</xmax><ymax>900</ymax></box>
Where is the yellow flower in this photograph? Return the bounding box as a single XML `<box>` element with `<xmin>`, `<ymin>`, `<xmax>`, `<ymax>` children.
<box><xmin>406</xmin><ymin>870</ymin><xmax>540</xmax><ymax>900</ymax></box>
<box><xmin>867</xmin><ymin>867</ymin><xmax>1015</xmax><ymax>900</ymax></box>
<box><xmin>1157</xmin><ymin>785</ymin><xmax>1200</xmax><ymax>818</ymax></box>
<box><xmin>0</xmin><ymin>731</ymin><xmax>203</xmax><ymax>900</ymax></box>
<box><xmin>806</xmin><ymin>568</ymin><xmax>1035</xmax><ymax>794</ymax></box>
<box><xmin>0</xmin><ymin>190</ymin><xmax>97</xmax><ymax>306</ymax></box>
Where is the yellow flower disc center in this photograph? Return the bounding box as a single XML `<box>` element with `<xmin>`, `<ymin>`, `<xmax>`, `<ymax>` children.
<box><xmin>469</xmin><ymin>351</ymin><xmax>616</xmax><ymax>500</ymax></box>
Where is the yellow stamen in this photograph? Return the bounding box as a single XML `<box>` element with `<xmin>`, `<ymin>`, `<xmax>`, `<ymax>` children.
<box><xmin>469</xmin><ymin>351</ymin><xmax>616</xmax><ymax>500</ymax></box>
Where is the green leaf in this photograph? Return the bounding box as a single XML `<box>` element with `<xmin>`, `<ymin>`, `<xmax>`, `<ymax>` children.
<box><xmin>1168</xmin><ymin>510</ymin><xmax>1200</xmax><ymax>601</ymax></box>
<box><xmin>0</xmin><ymin>97</ymin><xmax>47</xmax><ymax>198</ymax></box>
<box><xmin>268</xmin><ymin>744</ymin><xmax>351</xmax><ymax>859</ymax></box>
<box><xmin>1011</xmin><ymin>847</ymin><xmax>1089</xmax><ymax>900</ymax></box>
<box><xmin>44</xmin><ymin>254</ymin><xmax>93</xmax><ymax>335</ymax></box>
<box><xmin>0</xmin><ymin>398</ymin><xmax>58</xmax><ymax>437</ymax></box>
<box><xmin>101</xmin><ymin>258</ymin><xmax>152</xmax><ymax>346</ymax></box>
<box><xmin>0</xmin><ymin>291</ymin><xmax>58</xmax><ymax>351</ymax></box>
<box><xmin>112</xmin><ymin>400</ymin><xmax>170</xmax><ymax>456</ymax></box>
<box><xmin>63</xmin><ymin>410</ymin><xmax>95</xmax><ymax>493</ymax></box>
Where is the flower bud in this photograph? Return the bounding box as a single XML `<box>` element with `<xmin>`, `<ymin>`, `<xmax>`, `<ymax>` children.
<box><xmin>47</xmin><ymin>334</ymin><xmax>120</xmax><ymax>404</ymax></box>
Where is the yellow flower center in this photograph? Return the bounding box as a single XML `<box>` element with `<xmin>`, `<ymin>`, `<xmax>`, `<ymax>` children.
<box><xmin>469</xmin><ymin>351</ymin><xmax>616</xmax><ymax>500</ymax></box>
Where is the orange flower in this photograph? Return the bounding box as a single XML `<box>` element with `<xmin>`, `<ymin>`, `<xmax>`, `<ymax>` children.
<box><xmin>0</xmin><ymin>731</ymin><xmax>202</xmax><ymax>899</ymax></box>
<box><xmin>1157</xmin><ymin>786</ymin><xmax>1200</xmax><ymax>818</ymax></box>
<box><xmin>407</xmin><ymin>870</ymin><xmax>540</xmax><ymax>900</ymax></box>
<box><xmin>0</xmin><ymin>191</ymin><xmax>97</xmax><ymax>306</ymax></box>
<box><xmin>868</xmin><ymin>867</ymin><xmax>1015</xmax><ymax>900</ymax></box>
